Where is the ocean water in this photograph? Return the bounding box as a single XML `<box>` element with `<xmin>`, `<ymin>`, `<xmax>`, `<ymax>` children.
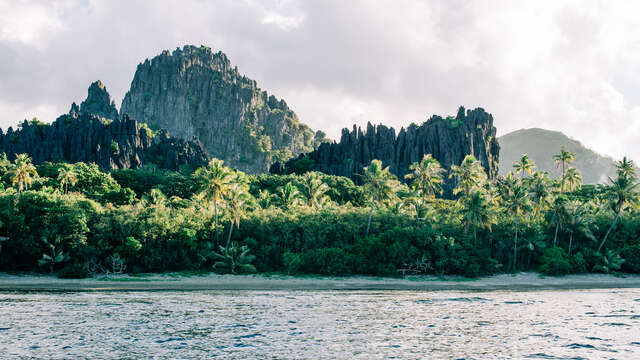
<box><xmin>0</xmin><ymin>289</ymin><xmax>639</xmax><ymax>359</ymax></box>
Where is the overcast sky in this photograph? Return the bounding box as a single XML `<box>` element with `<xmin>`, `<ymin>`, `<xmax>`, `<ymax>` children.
<box><xmin>1</xmin><ymin>0</ymin><xmax>639</xmax><ymax>161</ymax></box>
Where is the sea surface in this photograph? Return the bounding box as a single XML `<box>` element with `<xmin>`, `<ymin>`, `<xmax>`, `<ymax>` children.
<box><xmin>0</xmin><ymin>289</ymin><xmax>639</xmax><ymax>359</ymax></box>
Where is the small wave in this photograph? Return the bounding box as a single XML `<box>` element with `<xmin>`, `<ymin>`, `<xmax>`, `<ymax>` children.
<box><xmin>233</xmin><ymin>333</ymin><xmax>264</xmax><ymax>339</ymax></box>
<box><xmin>437</xmin><ymin>297</ymin><xmax>490</xmax><ymax>303</ymax></box>
<box><xmin>233</xmin><ymin>343</ymin><xmax>253</xmax><ymax>348</ymax></box>
<box><xmin>600</xmin><ymin>322</ymin><xmax>630</xmax><ymax>327</ymax></box>
<box><xmin>524</xmin><ymin>353</ymin><xmax>557</xmax><ymax>359</ymax></box>
<box><xmin>155</xmin><ymin>337</ymin><xmax>183</xmax><ymax>343</ymax></box>
<box><xmin>564</xmin><ymin>343</ymin><xmax>596</xmax><ymax>349</ymax></box>
<box><xmin>504</xmin><ymin>301</ymin><xmax>524</xmax><ymax>304</ymax></box>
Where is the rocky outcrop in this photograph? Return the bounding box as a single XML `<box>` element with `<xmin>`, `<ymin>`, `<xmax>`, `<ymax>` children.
<box><xmin>271</xmin><ymin>106</ymin><xmax>500</xmax><ymax>196</ymax></box>
<box><xmin>0</xmin><ymin>113</ymin><xmax>209</xmax><ymax>170</ymax></box>
<box><xmin>121</xmin><ymin>45</ymin><xmax>325</xmax><ymax>173</ymax></box>
<box><xmin>0</xmin><ymin>82</ymin><xmax>209</xmax><ymax>170</ymax></box>
<box><xmin>74</xmin><ymin>80</ymin><xmax>119</xmax><ymax>120</ymax></box>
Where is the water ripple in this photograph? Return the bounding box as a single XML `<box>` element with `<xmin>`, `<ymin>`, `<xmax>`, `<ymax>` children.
<box><xmin>0</xmin><ymin>289</ymin><xmax>638</xmax><ymax>359</ymax></box>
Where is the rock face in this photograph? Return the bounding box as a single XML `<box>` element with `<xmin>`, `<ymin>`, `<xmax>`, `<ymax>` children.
<box><xmin>0</xmin><ymin>82</ymin><xmax>209</xmax><ymax>170</ymax></box>
<box><xmin>121</xmin><ymin>45</ymin><xmax>324</xmax><ymax>173</ymax></box>
<box><xmin>272</xmin><ymin>107</ymin><xmax>500</xmax><ymax>196</ymax></box>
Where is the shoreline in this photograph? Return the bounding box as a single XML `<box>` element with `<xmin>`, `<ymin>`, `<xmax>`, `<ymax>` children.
<box><xmin>1</xmin><ymin>272</ymin><xmax>640</xmax><ymax>292</ymax></box>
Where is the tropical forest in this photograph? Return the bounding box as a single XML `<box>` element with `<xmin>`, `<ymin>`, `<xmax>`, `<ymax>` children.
<box><xmin>0</xmin><ymin>147</ymin><xmax>638</xmax><ymax>279</ymax></box>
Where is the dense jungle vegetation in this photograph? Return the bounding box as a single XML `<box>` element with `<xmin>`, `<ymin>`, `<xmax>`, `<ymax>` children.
<box><xmin>0</xmin><ymin>148</ymin><xmax>638</xmax><ymax>279</ymax></box>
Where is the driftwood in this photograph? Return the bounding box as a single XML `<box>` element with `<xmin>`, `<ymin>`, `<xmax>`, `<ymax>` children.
<box><xmin>397</xmin><ymin>255</ymin><xmax>433</xmax><ymax>277</ymax></box>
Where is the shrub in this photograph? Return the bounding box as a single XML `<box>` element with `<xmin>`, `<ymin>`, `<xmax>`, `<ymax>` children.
<box><xmin>539</xmin><ymin>247</ymin><xmax>572</xmax><ymax>276</ymax></box>
<box><xmin>282</xmin><ymin>251</ymin><xmax>302</xmax><ymax>275</ymax></box>
<box><xmin>621</xmin><ymin>244</ymin><xmax>640</xmax><ymax>273</ymax></box>
<box><xmin>301</xmin><ymin>248</ymin><xmax>354</xmax><ymax>275</ymax></box>
<box><xmin>570</xmin><ymin>252</ymin><xmax>588</xmax><ymax>273</ymax></box>
<box><xmin>57</xmin><ymin>263</ymin><xmax>89</xmax><ymax>279</ymax></box>
<box><xmin>110</xmin><ymin>141</ymin><xmax>120</xmax><ymax>156</ymax></box>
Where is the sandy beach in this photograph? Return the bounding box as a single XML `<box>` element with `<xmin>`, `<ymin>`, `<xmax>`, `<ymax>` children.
<box><xmin>0</xmin><ymin>272</ymin><xmax>639</xmax><ymax>291</ymax></box>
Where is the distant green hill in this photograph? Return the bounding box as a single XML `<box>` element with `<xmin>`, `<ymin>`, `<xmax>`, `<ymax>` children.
<box><xmin>498</xmin><ymin>128</ymin><xmax>616</xmax><ymax>184</ymax></box>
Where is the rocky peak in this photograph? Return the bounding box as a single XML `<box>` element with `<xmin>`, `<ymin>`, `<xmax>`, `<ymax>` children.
<box><xmin>79</xmin><ymin>80</ymin><xmax>119</xmax><ymax>120</ymax></box>
<box><xmin>121</xmin><ymin>45</ymin><xmax>321</xmax><ymax>173</ymax></box>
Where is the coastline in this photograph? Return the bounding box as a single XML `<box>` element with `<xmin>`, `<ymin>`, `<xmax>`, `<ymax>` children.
<box><xmin>0</xmin><ymin>272</ymin><xmax>639</xmax><ymax>292</ymax></box>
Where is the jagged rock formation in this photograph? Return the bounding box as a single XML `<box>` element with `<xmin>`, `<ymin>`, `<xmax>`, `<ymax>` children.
<box><xmin>0</xmin><ymin>82</ymin><xmax>209</xmax><ymax>170</ymax></box>
<box><xmin>71</xmin><ymin>80</ymin><xmax>119</xmax><ymax>120</ymax></box>
<box><xmin>499</xmin><ymin>128</ymin><xmax>615</xmax><ymax>184</ymax></box>
<box><xmin>272</xmin><ymin>107</ymin><xmax>500</xmax><ymax>196</ymax></box>
<box><xmin>0</xmin><ymin>113</ymin><xmax>209</xmax><ymax>170</ymax></box>
<box><xmin>121</xmin><ymin>45</ymin><xmax>325</xmax><ymax>173</ymax></box>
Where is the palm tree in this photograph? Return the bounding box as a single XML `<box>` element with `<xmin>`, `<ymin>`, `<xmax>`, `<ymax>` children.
<box><xmin>0</xmin><ymin>152</ymin><xmax>10</xmax><ymax>174</ymax></box>
<box><xmin>194</xmin><ymin>159</ymin><xmax>234</xmax><ymax>244</ymax></box>
<box><xmin>38</xmin><ymin>236</ymin><xmax>69</xmax><ymax>274</ymax></box>
<box><xmin>143</xmin><ymin>188</ymin><xmax>167</xmax><ymax>206</ymax></box>
<box><xmin>362</xmin><ymin>159</ymin><xmax>398</xmax><ymax>237</ymax></box>
<box><xmin>449</xmin><ymin>154</ymin><xmax>487</xmax><ymax>198</ymax></box>
<box><xmin>257</xmin><ymin>189</ymin><xmax>275</xmax><ymax>210</ymax></box>
<box><xmin>563</xmin><ymin>168</ymin><xmax>582</xmax><ymax>192</ymax></box>
<box><xmin>513</xmin><ymin>154</ymin><xmax>536</xmax><ymax>178</ymax></box>
<box><xmin>57</xmin><ymin>166</ymin><xmax>78</xmax><ymax>194</ymax></box>
<box><xmin>405</xmin><ymin>154</ymin><xmax>445</xmax><ymax>203</ymax></box>
<box><xmin>9</xmin><ymin>153</ymin><xmax>37</xmax><ymax>193</ymax></box>
<box><xmin>597</xmin><ymin>171</ymin><xmax>639</xmax><ymax>252</ymax></box>
<box><xmin>615</xmin><ymin>156</ymin><xmax>636</xmax><ymax>179</ymax></box>
<box><xmin>462</xmin><ymin>190</ymin><xmax>496</xmax><ymax>248</ymax></box>
<box><xmin>526</xmin><ymin>171</ymin><xmax>551</xmax><ymax>217</ymax></box>
<box><xmin>498</xmin><ymin>175</ymin><xmax>531</xmax><ymax>271</ymax></box>
<box><xmin>552</xmin><ymin>147</ymin><xmax>575</xmax><ymax>192</ymax></box>
<box><xmin>564</xmin><ymin>200</ymin><xmax>595</xmax><ymax>255</ymax></box>
<box><xmin>277</xmin><ymin>182</ymin><xmax>304</xmax><ymax>210</ymax></box>
<box><xmin>297</xmin><ymin>172</ymin><xmax>330</xmax><ymax>210</ymax></box>
<box><xmin>224</xmin><ymin>183</ymin><xmax>252</xmax><ymax>249</ymax></box>
<box><xmin>213</xmin><ymin>242</ymin><xmax>257</xmax><ymax>274</ymax></box>
<box><xmin>593</xmin><ymin>250</ymin><xmax>624</xmax><ymax>273</ymax></box>
<box><xmin>549</xmin><ymin>194</ymin><xmax>568</xmax><ymax>247</ymax></box>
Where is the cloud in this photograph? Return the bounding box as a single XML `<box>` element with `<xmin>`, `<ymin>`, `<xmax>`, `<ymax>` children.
<box><xmin>0</xmin><ymin>0</ymin><xmax>638</xmax><ymax>162</ymax></box>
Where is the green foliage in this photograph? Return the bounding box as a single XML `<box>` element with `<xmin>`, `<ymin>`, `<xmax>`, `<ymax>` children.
<box><xmin>0</xmin><ymin>154</ymin><xmax>639</xmax><ymax>279</ymax></box>
<box><xmin>621</xmin><ymin>244</ymin><xmax>640</xmax><ymax>273</ymax></box>
<box><xmin>300</xmin><ymin>248</ymin><xmax>355</xmax><ymax>275</ymax></box>
<box><xmin>539</xmin><ymin>247</ymin><xmax>572</xmax><ymax>276</ymax></box>
<box><xmin>445</xmin><ymin>115</ymin><xmax>463</xmax><ymax>129</ymax></box>
<box><xmin>283</xmin><ymin>251</ymin><xmax>303</xmax><ymax>274</ymax></box>
<box><xmin>57</xmin><ymin>263</ymin><xmax>89</xmax><ymax>279</ymax></box>
<box><xmin>213</xmin><ymin>242</ymin><xmax>257</xmax><ymax>274</ymax></box>
<box><xmin>110</xmin><ymin>141</ymin><xmax>120</xmax><ymax>156</ymax></box>
<box><xmin>593</xmin><ymin>250</ymin><xmax>624</xmax><ymax>274</ymax></box>
<box><xmin>137</xmin><ymin>122</ymin><xmax>155</xmax><ymax>138</ymax></box>
<box><xmin>289</xmin><ymin>155</ymin><xmax>315</xmax><ymax>174</ymax></box>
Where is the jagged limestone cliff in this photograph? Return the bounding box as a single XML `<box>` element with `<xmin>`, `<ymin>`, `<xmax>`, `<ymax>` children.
<box><xmin>0</xmin><ymin>81</ymin><xmax>209</xmax><ymax>170</ymax></box>
<box><xmin>272</xmin><ymin>107</ymin><xmax>500</xmax><ymax>197</ymax></box>
<box><xmin>121</xmin><ymin>45</ymin><xmax>324</xmax><ymax>173</ymax></box>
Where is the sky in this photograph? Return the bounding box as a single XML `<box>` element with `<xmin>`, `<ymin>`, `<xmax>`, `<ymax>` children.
<box><xmin>1</xmin><ymin>0</ymin><xmax>639</xmax><ymax>161</ymax></box>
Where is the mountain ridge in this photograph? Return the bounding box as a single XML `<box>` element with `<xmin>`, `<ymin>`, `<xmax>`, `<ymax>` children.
<box><xmin>498</xmin><ymin>127</ymin><xmax>616</xmax><ymax>183</ymax></box>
